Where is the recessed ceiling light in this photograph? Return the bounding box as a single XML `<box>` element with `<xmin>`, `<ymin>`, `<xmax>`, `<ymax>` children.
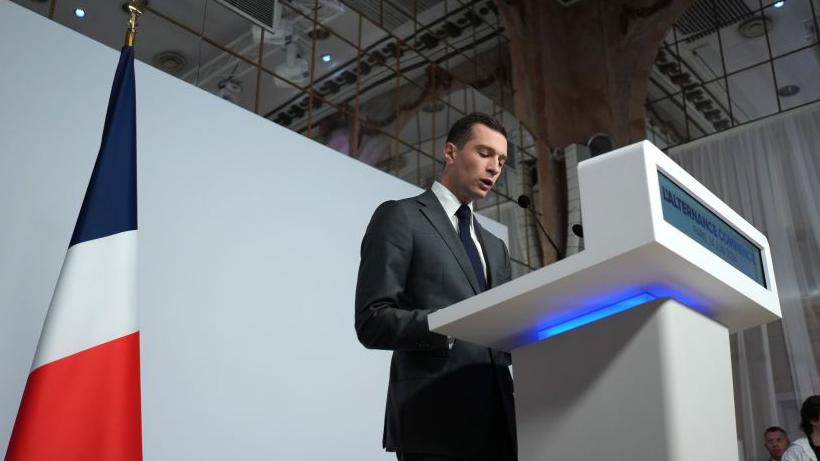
<box><xmin>307</xmin><ymin>27</ymin><xmax>330</xmax><ymax>41</ymax></box>
<box><xmin>777</xmin><ymin>84</ymin><xmax>800</xmax><ymax>97</ymax></box>
<box><xmin>738</xmin><ymin>16</ymin><xmax>773</xmax><ymax>39</ymax></box>
<box><xmin>321</xmin><ymin>53</ymin><xmax>332</xmax><ymax>63</ymax></box>
<box><xmin>152</xmin><ymin>50</ymin><xmax>188</xmax><ymax>75</ymax></box>
<box><xmin>74</xmin><ymin>7</ymin><xmax>86</xmax><ymax>18</ymax></box>
<box><xmin>773</xmin><ymin>1</ymin><xmax>785</xmax><ymax>7</ymax></box>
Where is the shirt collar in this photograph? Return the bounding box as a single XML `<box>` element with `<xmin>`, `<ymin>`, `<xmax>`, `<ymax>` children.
<box><xmin>431</xmin><ymin>181</ymin><xmax>473</xmax><ymax>219</ymax></box>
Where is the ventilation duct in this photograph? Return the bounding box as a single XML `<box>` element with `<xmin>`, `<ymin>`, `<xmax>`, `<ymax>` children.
<box><xmin>216</xmin><ymin>0</ymin><xmax>345</xmax><ymax>32</ymax></box>
<box><xmin>676</xmin><ymin>0</ymin><xmax>754</xmax><ymax>43</ymax></box>
<box><xmin>342</xmin><ymin>0</ymin><xmax>443</xmax><ymax>30</ymax></box>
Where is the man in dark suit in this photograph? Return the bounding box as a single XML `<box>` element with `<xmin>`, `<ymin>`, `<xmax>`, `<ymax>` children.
<box><xmin>355</xmin><ymin>113</ymin><xmax>516</xmax><ymax>461</ymax></box>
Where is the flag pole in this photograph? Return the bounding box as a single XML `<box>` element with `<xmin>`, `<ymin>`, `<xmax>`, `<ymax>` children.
<box><xmin>124</xmin><ymin>0</ymin><xmax>143</xmax><ymax>47</ymax></box>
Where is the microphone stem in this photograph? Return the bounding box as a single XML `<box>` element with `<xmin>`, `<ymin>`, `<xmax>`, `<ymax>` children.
<box><xmin>530</xmin><ymin>210</ymin><xmax>563</xmax><ymax>260</ymax></box>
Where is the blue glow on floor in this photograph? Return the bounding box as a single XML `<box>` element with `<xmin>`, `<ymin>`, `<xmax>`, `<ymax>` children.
<box><xmin>537</xmin><ymin>292</ymin><xmax>658</xmax><ymax>340</ymax></box>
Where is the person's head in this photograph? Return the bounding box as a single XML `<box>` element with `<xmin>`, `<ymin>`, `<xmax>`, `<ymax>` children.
<box><xmin>799</xmin><ymin>395</ymin><xmax>820</xmax><ymax>436</ymax></box>
<box><xmin>763</xmin><ymin>426</ymin><xmax>789</xmax><ymax>460</ymax></box>
<box><xmin>439</xmin><ymin>112</ymin><xmax>508</xmax><ymax>204</ymax></box>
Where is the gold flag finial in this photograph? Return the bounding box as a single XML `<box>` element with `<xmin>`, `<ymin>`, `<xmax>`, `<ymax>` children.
<box><xmin>124</xmin><ymin>0</ymin><xmax>143</xmax><ymax>47</ymax></box>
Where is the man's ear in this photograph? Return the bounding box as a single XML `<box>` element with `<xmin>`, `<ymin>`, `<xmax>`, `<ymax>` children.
<box><xmin>443</xmin><ymin>142</ymin><xmax>457</xmax><ymax>165</ymax></box>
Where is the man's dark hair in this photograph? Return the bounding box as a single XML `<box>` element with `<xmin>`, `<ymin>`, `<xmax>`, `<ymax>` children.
<box><xmin>799</xmin><ymin>395</ymin><xmax>820</xmax><ymax>435</ymax></box>
<box><xmin>445</xmin><ymin>112</ymin><xmax>507</xmax><ymax>148</ymax></box>
<box><xmin>764</xmin><ymin>426</ymin><xmax>788</xmax><ymax>437</ymax></box>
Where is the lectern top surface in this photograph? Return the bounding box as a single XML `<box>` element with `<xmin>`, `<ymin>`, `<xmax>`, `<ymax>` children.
<box><xmin>429</xmin><ymin>141</ymin><xmax>780</xmax><ymax>351</ymax></box>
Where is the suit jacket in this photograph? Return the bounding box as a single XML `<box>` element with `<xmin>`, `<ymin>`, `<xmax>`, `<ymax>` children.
<box><xmin>355</xmin><ymin>189</ymin><xmax>516</xmax><ymax>458</ymax></box>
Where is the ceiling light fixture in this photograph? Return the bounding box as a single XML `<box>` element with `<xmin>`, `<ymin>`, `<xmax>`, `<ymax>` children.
<box><xmin>321</xmin><ymin>54</ymin><xmax>332</xmax><ymax>63</ymax></box>
<box><xmin>777</xmin><ymin>84</ymin><xmax>800</xmax><ymax>97</ymax></box>
<box><xmin>738</xmin><ymin>16</ymin><xmax>773</xmax><ymax>39</ymax></box>
<box><xmin>274</xmin><ymin>43</ymin><xmax>309</xmax><ymax>88</ymax></box>
<box><xmin>152</xmin><ymin>50</ymin><xmax>188</xmax><ymax>75</ymax></box>
<box><xmin>774</xmin><ymin>1</ymin><xmax>785</xmax><ymax>7</ymax></box>
<box><xmin>74</xmin><ymin>7</ymin><xmax>86</xmax><ymax>18</ymax></box>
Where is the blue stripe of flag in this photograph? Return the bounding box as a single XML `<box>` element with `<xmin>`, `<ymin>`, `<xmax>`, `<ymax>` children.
<box><xmin>70</xmin><ymin>46</ymin><xmax>137</xmax><ymax>247</ymax></box>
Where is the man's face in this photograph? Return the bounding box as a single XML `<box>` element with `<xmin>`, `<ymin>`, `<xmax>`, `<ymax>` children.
<box><xmin>764</xmin><ymin>431</ymin><xmax>789</xmax><ymax>459</ymax></box>
<box><xmin>442</xmin><ymin>123</ymin><xmax>508</xmax><ymax>203</ymax></box>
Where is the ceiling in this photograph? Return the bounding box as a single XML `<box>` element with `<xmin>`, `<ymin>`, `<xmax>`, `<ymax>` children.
<box><xmin>647</xmin><ymin>0</ymin><xmax>820</xmax><ymax>147</ymax></box>
<box><xmin>11</xmin><ymin>0</ymin><xmax>820</xmax><ymax>149</ymax></box>
<box><xmin>15</xmin><ymin>0</ymin><xmax>504</xmax><ymax>131</ymax></box>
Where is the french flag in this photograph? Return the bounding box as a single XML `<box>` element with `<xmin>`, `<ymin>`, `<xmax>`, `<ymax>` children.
<box><xmin>5</xmin><ymin>47</ymin><xmax>142</xmax><ymax>460</ymax></box>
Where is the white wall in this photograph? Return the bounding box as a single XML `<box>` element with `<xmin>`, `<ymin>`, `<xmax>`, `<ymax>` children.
<box><xmin>0</xmin><ymin>2</ymin><xmax>506</xmax><ymax>459</ymax></box>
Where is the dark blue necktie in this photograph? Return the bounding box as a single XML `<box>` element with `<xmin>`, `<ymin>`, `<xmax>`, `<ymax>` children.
<box><xmin>456</xmin><ymin>204</ymin><xmax>487</xmax><ymax>292</ymax></box>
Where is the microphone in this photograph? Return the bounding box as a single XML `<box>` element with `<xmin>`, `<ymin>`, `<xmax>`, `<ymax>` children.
<box><xmin>515</xmin><ymin>194</ymin><xmax>531</xmax><ymax>209</ymax></box>
<box><xmin>516</xmin><ymin>195</ymin><xmax>563</xmax><ymax>259</ymax></box>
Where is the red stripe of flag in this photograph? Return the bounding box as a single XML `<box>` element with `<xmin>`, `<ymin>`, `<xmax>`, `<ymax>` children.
<box><xmin>5</xmin><ymin>332</ymin><xmax>142</xmax><ymax>461</ymax></box>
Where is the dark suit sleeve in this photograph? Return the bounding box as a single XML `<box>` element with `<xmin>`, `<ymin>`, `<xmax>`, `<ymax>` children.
<box><xmin>354</xmin><ymin>200</ymin><xmax>448</xmax><ymax>351</ymax></box>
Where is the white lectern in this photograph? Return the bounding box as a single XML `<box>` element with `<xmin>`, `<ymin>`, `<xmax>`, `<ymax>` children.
<box><xmin>429</xmin><ymin>141</ymin><xmax>781</xmax><ymax>461</ymax></box>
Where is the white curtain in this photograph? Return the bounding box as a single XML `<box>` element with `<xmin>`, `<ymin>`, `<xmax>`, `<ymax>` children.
<box><xmin>670</xmin><ymin>102</ymin><xmax>820</xmax><ymax>460</ymax></box>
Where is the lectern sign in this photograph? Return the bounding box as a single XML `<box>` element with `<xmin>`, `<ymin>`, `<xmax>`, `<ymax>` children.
<box><xmin>658</xmin><ymin>172</ymin><xmax>766</xmax><ymax>287</ymax></box>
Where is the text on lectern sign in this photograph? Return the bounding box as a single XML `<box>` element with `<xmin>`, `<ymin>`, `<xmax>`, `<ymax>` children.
<box><xmin>658</xmin><ymin>172</ymin><xmax>767</xmax><ymax>287</ymax></box>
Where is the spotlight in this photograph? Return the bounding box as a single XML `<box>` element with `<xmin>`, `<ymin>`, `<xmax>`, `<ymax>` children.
<box><xmin>774</xmin><ymin>1</ymin><xmax>784</xmax><ymax>7</ymax></box>
<box><xmin>217</xmin><ymin>77</ymin><xmax>242</xmax><ymax>104</ymax></box>
<box><xmin>777</xmin><ymin>84</ymin><xmax>800</xmax><ymax>97</ymax></box>
<box><xmin>321</xmin><ymin>53</ymin><xmax>332</xmax><ymax>63</ymax></box>
<box><xmin>74</xmin><ymin>7</ymin><xmax>86</xmax><ymax>18</ymax></box>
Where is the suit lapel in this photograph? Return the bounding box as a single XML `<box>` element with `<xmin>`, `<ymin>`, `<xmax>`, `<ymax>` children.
<box><xmin>474</xmin><ymin>219</ymin><xmax>499</xmax><ymax>289</ymax></box>
<box><xmin>416</xmin><ymin>190</ymin><xmax>481</xmax><ymax>294</ymax></box>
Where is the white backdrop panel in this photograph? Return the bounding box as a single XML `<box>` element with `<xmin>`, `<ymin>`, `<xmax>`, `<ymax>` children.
<box><xmin>0</xmin><ymin>2</ymin><xmax>507</xmax><ymax>459</ymax></box>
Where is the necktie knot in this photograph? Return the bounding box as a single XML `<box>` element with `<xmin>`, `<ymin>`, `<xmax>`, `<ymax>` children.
<box><xmin>455</xmin><ymin>204</ymin><xmax>471</xmax><ymax>222</ymax></box>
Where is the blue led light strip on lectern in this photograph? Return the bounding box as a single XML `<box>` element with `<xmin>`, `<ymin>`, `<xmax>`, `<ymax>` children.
<box><xmin>536</xmin><ymin>293</ymin><xmax>658</xmax><ymax>340</ymax></box>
